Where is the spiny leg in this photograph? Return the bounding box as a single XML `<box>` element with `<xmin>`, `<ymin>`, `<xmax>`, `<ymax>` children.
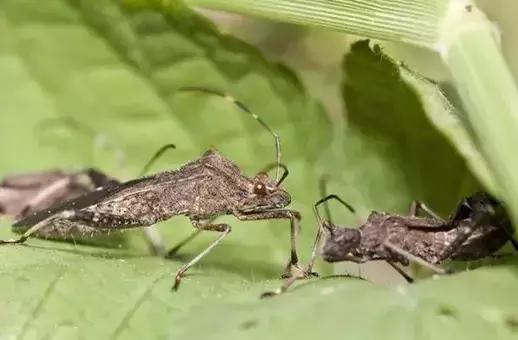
<box><xmin>383</xmin><ymin>241</ymin><xmax>448</xmax><ymax>275</ymax></box>
<box><xmin>409</xmin><ymin>201</ymin><xmax>443</xmax><ymax>220</ymax></box>
<box><xmin>173</xmin><ymin>221</ymin><xmax>231</xmax><ymax>291</ymax></box>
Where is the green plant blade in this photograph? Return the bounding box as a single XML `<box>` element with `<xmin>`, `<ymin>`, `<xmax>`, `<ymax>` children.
<box><xmin>180</xmin><ymin>0</ymin><xmax>448</xmax><ymax>48</ymax></box>
<box><xmin>439</xmin><ymin>5</ymin><xmax>518</xmax><ymax>237</ymax></box>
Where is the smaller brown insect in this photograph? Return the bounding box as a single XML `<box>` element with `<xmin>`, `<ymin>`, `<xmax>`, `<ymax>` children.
<box><xmin>263</xmin><ymin>190</ymin><xmax>518</xmax><ymax>297</ymax></box>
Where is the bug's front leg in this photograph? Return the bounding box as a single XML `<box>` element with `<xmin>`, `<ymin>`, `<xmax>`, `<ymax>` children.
<box><xmin>234</xmin><ymin>209</ymin><xmax>308</xmax><ymax>279</ymax></box>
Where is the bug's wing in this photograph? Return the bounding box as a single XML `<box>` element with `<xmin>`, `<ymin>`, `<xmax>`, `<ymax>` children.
<box><xmin>12</xmin><ymin>175</ymin><xmax>156</xmax><ymax>228</ymax></box>
<box><xmin>12</xmin><ymin>159</ymin><xmax>211</xmax><ymax>228</ymax></box>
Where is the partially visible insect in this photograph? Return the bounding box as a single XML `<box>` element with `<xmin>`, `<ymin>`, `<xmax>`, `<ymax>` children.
<box><xmin>263</xmin><ymin>189</ymin><xmax>518</xmax><ymax>296</ymax></box>
<box><xmin>1</xmin><ymin>87</ymin><xmax>304</xmax><ymax>290</ymax></box>
<box><xmin>0</xmin><ymin>140</ymin><xmax>176</xmax><ymax>255</ymax></box>
<box><xmin>0</xmin><ymin>168</ymin><xmax>119</xmax><ymax>220</ymax></box>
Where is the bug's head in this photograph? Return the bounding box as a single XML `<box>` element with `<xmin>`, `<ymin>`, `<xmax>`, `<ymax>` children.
<box><xmin>452</xmin><ymin>191</ymin><xmax>509</xmax><ymax>226</ymax></box>
<box><xmin>240</xmin><ymin>166</ymin><xmax>291</xmax><ymax>212</ymax></box>
<box><xmin>320</xmin><ymin>222</ymin><xmax>361</xmax><ymax>262</ymax></box>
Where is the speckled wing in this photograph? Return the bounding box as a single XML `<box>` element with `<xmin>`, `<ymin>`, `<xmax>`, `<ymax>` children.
<box><xmin>12</xmin><ymin>164</ymin><xmax>205</xmax><ymax>229</ymax></box>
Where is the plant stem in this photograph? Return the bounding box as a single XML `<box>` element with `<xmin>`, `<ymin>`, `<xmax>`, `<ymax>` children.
<box><xmin>184</xmin><ymin>0</ymin><xmax>448</xmax><ymax>48</ymax></box>
<box><xmin>437</xmin><ymin>3</ymin><xmax>518</xmax><ymax>234</ymax></box>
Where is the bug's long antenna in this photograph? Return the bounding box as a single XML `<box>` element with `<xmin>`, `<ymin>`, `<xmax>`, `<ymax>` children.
<box><xmin>138</xmin><ymin>144</ymin><xmax>177</xmax><ymax>177</ymax></box>
<box><xmin>177</xmin><ymin>86</ymin><xmax>281</xmax><ymax>181</ymax></box>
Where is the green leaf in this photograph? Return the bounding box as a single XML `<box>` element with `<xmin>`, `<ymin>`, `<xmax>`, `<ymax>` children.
<box><xmin>180</xmin><ymin>0</ymin><xmax>448</xmax><ymax>48</ymax></box>
<box><xmin>335</xmin><ymin>40</ymin><xmax>479</xmax><ymax>216</ymax></box>
<box><xmin>1</xmin><ymin>1</ymin><xmax>517</xmax><ymax>339</ymax></box>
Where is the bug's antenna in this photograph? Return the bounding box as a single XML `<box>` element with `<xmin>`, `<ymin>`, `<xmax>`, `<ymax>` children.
<box><xmin>308</xmin><ymin>193</ymin><xmax>357</xmax><ymax>272</ymax></box>
<box><xmin>138</xmin><ymin>144</ymin><xmax>177</xmax><ymax>177</ymax></box>
<box><xmin>260</xmin><ymin>163</ymin><xmax>289</xmax><ymax>187</ymax></box>
<box><xmin>177</xmin><ymin>86</ymin><xmax>281</xmax><ymax>181</ymax></box>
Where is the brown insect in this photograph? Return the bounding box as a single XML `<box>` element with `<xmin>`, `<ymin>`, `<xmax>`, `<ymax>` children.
<box><xmin>263</xmin><ymin>190</ymin><xmax>518</xmax><ymax>296</ymax></box>
<box><xmin>1</xmin><ymin>88</ymin><xmax>304</xmax><ymax>290</ymax></box>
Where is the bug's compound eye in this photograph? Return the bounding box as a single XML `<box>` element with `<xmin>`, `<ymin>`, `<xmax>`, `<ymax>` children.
<box><xmin>253</xmin><ymin>182</ymin><xmax>268</xmax><ymax>195</ymax></box>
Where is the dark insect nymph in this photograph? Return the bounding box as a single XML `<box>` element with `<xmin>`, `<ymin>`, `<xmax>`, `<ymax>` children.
<box><xmin>264</xmin><ymin>189</ymin><xmax>518</xmax><ymax>296</ymax></box>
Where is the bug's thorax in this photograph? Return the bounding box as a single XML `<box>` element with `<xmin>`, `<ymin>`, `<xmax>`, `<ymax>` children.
<box><xmin>158</xmin><ymin>149</ymin><xmax>291</xmax><ymax>218</ymax></box>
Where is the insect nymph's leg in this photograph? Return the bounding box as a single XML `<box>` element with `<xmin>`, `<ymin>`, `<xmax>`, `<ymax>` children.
<box><xmin>386</xmin><ymin>261</ymin><xmax>414</xmax><ymax>283</ymax></box>
<box><xmin>234</xmin><ymin>209</ymin><xmax>302</xmax><ymax>277</ymax></box>
<box><xmin>173</xmin><ymin>220</ymin><xmax>231</xmax><ymax>290</ymax></box>
<box><xmin>383</xmin><ymin>241</ymin><xmax>447</xmax><ymax>274</ymax></box>
<box><xmin>0</xmin><ymin>210</ymin><xmax>75</xmax><ymax>245</ymax></box>
<box><xmin>409</xmin><ymin>201</ymin><xmax>443</xmax><ymax>220</ymax></box>
<box><xmin>260</xmin><ymin>264</ymin><xmax>311</xmax><ymax>298</ymax></box>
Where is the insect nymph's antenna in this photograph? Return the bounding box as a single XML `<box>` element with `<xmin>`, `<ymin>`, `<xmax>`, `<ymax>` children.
<box><xmin>309</xmin><ymin>177</ymin><xmax>357</xmax><ymax>270</ymax></box>
<box><xmin>177</xmin><ymin>86</ymin><xmax>282</xmax><ymax>181</ymax></box>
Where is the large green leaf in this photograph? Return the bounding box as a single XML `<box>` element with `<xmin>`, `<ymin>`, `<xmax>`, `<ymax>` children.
<box><xmin>1</xmin><ymin>2</ymin><xmax>517</xmax><ymax>340</ymax></box>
